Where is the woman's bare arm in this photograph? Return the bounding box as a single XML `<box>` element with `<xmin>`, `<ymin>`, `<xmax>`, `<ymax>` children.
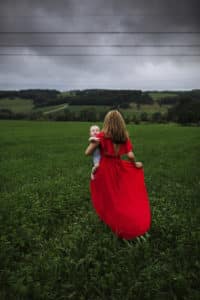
<box><xmin>85</xmin><ymin>141</ymin><xmax>99</xmax><ymax>156</ymax></box>
<box><xmin>127</xmin><ymin>151</ymin><xmax>136</xmax><ymax>163</ymax></box>
<box><xmin>127</xmin><ymin>151</ymin><xmax>143</xmax><ymax>168</ymax></box>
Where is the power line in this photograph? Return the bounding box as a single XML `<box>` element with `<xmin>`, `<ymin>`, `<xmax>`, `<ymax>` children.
<box><xmin>0</xmin><ymin>54</ymin><xmax>200</xmax><ymax>57</ymax></box>
<box><xmin>0</xmin><ymin>14</ymin><xmax>199</xmax><ymax>17</ymax></box>
<box><xmin>0</xmin><ymin>44</ymin><xmax>200</xmax><ymax>48</ymax></box>
<box><xmin>0</xmin><ymin>31</ymin><xmax>200</xmax><ymax>34</ymax></box>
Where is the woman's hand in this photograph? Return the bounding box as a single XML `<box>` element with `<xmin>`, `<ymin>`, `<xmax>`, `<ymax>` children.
<box><xmin>135</xmin><ymin>161</ymin><xmax>143</xmax><ymax>168</ymax></box>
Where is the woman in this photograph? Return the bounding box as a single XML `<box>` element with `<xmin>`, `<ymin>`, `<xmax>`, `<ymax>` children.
<box><xmin>85</xmin><ymin>110</ymin><xmax>151</xmax><ymax>240</ymax></box>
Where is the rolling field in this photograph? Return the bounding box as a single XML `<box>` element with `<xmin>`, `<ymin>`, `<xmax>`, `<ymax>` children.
<box><xmin>0</xmin><ymin>98</ymin><xmax>34</xmax><ymax>113</ymax></box>
<box><xmin>0</xmin><ymin>121</ymin><xmax>199</xmax><ymax>300</ymax></box>
<box><xmin>149</xmin><ymin>92</ymin><xmax>178</xmax><ymax>101</ymax></box>
<box><xmin>0</xmin><ymin>92</ymin><xmax>173</xmax><ymax>118</ymax></box>
<box><xmin>0</xmin><ymin>99</ymin><xmax>166</xmax><ymax>115</ymax></box>
<box><xmin>68</xmin><ymin>103</ymin><xmax>170</xmax><ymax>117</ymax></box>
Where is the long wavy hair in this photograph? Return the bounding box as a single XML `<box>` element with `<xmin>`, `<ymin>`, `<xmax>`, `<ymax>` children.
<box><xmin>102</xmin><ymin>110</ymin><xmax>129</xmax><ymax>144</ymax></box>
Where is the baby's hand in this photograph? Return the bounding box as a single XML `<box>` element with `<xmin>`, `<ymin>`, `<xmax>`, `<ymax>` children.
<box><xmin>135</xmin><ymin>161</ymin><xmax>143</xmax><ymax>169</ymax></box>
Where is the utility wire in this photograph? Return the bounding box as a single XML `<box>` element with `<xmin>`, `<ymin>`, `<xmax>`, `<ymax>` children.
<box><xmin>0</xmin><ymin>31</ymin><xmax>200</xmax><ymax>34</ymax></box>
<box><xmin>0</xmin><ymin>54</ymin><xmax>200</xmax><ymax>57</ymax></box>
<box><xmin>0</xmin><ymin>14</ymin><xmax>199</xmax><ymax>17</ymax></box>
<box><xmin>0</xmin><ymin>44</ymin><xmax>200</xmax><ymax>47</ymax></box>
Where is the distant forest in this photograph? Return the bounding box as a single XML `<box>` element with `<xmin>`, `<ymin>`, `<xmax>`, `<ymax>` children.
<box><xmin>0</xmin><ymin>89</ymin><xmax>151</xmax><ymax>107</ymax></box>
<box><xmin>0</xmin><ymin>89</ymin><xmax>199</xmax><ymax>125</ymax></box>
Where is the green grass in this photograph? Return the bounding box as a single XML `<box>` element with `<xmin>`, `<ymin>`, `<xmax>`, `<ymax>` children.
<box><xmin>0</xmin><ymin>98</ymin><xmax>34</xmax><ymax>113</ymax></box>
<box><xmin>68</xmin><ymin>103</ymin><xmax>170</xmax><ymax>117</ymax></box>
<box><xmin>0</xmin><ymin>97</ymin><xmax>172</xmax><ymax>118</ymax></box>
<box><xmin>0</xmin><ymin>99</ymin><xmax>68</xmax><ymax>115</ymax></box>
<box><xmin>59</xmin><ymin>91</ymin><xmax>76</xmax><ymax>97</ymax></box>
<box><xmin>149</xmin><ymin>92</ymin><xmax>178</xmax><ymax>101</ymax></box>
<box><xmin>121</xmin><ymin>103</ymin><xmax>170</xmax><ymax>116</ymax></box>
<box><xmin>0</xmin><ymin>121</ymin><xmax>199</xmax><ymax>300</ymax></box>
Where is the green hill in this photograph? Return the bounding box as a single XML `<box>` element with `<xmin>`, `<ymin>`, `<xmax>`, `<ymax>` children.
<box><xmin>0</xmin><ymin>89</ymin><xmax>199</xmax><ymax>124</ymax></box>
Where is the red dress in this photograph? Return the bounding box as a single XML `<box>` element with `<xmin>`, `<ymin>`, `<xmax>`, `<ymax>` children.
<box><xmin>90</xmin><ymin>131</ymin><xmax>151</xmax><ymax>240</ymax></box>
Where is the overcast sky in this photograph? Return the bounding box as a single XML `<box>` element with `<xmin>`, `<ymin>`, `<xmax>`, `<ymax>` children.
<box><xmin>0</xmin><ymin>0</ymin><xmax>200</xmax><ymax>91</ymax></box>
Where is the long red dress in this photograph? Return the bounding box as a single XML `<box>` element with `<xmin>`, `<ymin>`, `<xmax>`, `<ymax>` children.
<box><xmin>90</xmin><ymin>131</ymin><xmax>151</xmax><ymax>240</ymax></box>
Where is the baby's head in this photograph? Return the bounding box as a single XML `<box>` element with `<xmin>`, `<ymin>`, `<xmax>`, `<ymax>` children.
<box><xmin>90</xmin><ymin>125</ymin><xmax>100</xmax><ymax>137</ymax></box>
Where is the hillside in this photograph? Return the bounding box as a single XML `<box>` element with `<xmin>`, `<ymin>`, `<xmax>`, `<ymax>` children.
<box><xmin>0</xmin><ymin>89</ymin><xmax>199</xmax><ymax>124</ymax></box>
<box><xmin>0</xmin><ymin>89</ymin><xmax>178</xmax><ymax>118</ymax></box>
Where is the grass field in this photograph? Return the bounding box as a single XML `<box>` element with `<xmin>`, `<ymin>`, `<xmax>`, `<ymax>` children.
<box><xmin>68</xmin><ymin>103</ymin><xmax>170</xmax><ymax>116</ymax></box>
<box><xmin>0</xmin><ymin>94</ymin><xmax>172</xmax><ymax>118</ymax></box>
<box><xmin>68</xmin><ymin>105</ymin><xmax>110</xmax><ymax>113</ymax></box>
<box><xmin>149</xmin><ymin>92</ymin><xmax>178</xmax><ymax>101</ymax></box>
<box><xmin>0</xmin><ymin>121</ymin><xmax>199</xmax><ymax>300</ymax></box>
<box><xmin>121</xmin><ymin>103</ymin><xmax>170</xmax><ymax>116</ymax></box>
<box><xmin>0</xmin><ymin>98</ymin><xmax>34</xmax><ymax>113</ymax></box>
<box><xmin>0</xmin><ymin>98</ymin><xmax>67</xmax><ymax>115</ymax></box>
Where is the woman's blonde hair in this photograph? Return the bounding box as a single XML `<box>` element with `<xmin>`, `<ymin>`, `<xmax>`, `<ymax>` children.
<box><xmin>102</xmin><ymin>110</ymin><xmax>129</xmax><ymax>143</ymax></box>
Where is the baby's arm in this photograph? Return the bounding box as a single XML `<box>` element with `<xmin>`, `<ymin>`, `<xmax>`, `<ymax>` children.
<box><xmin>127</xmin><ymin>151</ymin><xmax>143</xmax><ymax>168</ymax></box>
<box><xmin>85</xmin><ymin>141</ymin><xmax>99</xmax><ymax>156</ymax></box>
<box><xmin>88</xmin><ymin>136</ymin><xmax>100</xmax><ymax>143</ymax></box>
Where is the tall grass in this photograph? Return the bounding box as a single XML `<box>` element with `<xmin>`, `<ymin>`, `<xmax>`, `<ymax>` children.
<box><xmin>0</xmin><ymin>120</ymin><xmax>199</xmax><ymax>300</ymax></box>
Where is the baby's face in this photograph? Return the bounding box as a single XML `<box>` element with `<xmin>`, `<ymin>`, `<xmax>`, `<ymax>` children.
<box><xmin>90</xmin><ymin>126</ymin><xmax>100</xmax><ymax>137</ymax></box>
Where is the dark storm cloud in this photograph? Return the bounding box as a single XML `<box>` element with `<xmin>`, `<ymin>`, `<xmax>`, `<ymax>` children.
<box><xmin>0</xmin><ymin>0</ymin><xmax>200</xmax><ymax>90</ymax></box>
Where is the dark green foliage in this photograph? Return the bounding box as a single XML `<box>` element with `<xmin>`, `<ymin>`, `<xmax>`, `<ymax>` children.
<box><xmin>151</xmin><ymin>112</ymin><xmax>163</xmax><ymax>123</ymax></box>
<box><xmin>0</xmin><ymin>89</ymin><xmax>142</xmax><ymax>108</ymax></box>
<box><xmin>159</xmin><ymin>96</ymin><xmax>179</xmax><ymax>106</ymax></box>
<box><xmin>140</xmin><ymin>112</ymin><xmax>149</xmax><ymax>122</ymax></box>
<box><xmin>167</xmin><ymin>96</ymin><xmax>200</xmax><ymax>125</ymax></box>
<box><xmin>119</xmin><ymin>102</ymin><xmax>131</xmax><ymax>109</ymax></box>
<box><xmin>0</xmin><ymin>89</ymin><xmax>61</xmax><ymax>107</ymax></box>
<box><xmin>0</xmin><ymin>121</ymin><xmax>199</xmax><ymax>300</ymax></box>
<box><xmin>131</xmin><ymin>114</ymin><xmax>141</xmax><ymax>124</ymax></box>
<box><xmin>139</xmin><ymin>93</ymin><xmax>154</xmax><ymax>105</ymax></box>
<box><xmin>0</xmin><ymin>89</ymin><xmax>200</xmax><ymax>124</ymax></box>
<box><xmin>166</xmin><ymin>90</ymin><xmax>200</xmax><ymax>124</ymax></box>
<box><xmin>65</xmin><ymin>90</ymin><xmax>142</xmax><ymax>106</ymax></box>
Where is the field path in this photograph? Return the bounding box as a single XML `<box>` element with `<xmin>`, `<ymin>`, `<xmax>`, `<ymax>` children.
<box><xmin>43</xmin><ymin>103</ymin><xmax>68</xmax><ymax>114</ymax></box>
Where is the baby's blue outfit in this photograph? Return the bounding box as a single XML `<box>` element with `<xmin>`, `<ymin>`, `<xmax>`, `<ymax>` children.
<box><xmin>93</xmin><ymin>148</ymin><xmax>101</xmax><ymax>165</ymax></box>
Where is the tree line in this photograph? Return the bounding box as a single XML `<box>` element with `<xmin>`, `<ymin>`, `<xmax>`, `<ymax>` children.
<box><xmin>0</xmin><ymin>107</ymin><xmax>167</xmax><ymax>123</ymax></box>
<box><xmin>0</xmin><ymin>89</ymin><xmax>199</xmax><ymax>125</ymax></box>
<box><xmin>0</xmin><ymin>89</ymin><xmax>153</xmax><ymax>107</ymax></box>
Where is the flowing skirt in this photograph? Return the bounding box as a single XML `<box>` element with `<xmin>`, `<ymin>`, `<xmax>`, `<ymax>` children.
<box><xmin>90</xmin><ymin>157</ymin><xmax>151</xmax><ymax>240</ymax></box>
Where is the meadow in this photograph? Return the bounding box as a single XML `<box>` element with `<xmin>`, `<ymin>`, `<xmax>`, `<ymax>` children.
<box><xmin>0</xmin><ymin>120</ymin><xmax>199</xmax><ymax>300</ymax></box>
<box><xmin>0</xmin><ymin>98</ymin><xmax>34</xmax><ymax>113</ymax></box>
<box><xmin>0</xmin><ymin>98</ymin><xmax>168</xmax><ymax>116</ymax></box>
<box><xmin>0</xmin><ymin>90</ymin><xmax>175</xmax><ymax>118</ymax></box>
<box><xmin>67</xmin><ymin>103</ymin><xmax>170</xmax><ymax>117</ymax></box>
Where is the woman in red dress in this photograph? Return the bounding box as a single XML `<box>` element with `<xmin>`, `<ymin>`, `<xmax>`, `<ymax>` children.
<box><xmin>85</xmin><ymin>110</ymin><xmax>151</xmax><ymax>240</ymax></box>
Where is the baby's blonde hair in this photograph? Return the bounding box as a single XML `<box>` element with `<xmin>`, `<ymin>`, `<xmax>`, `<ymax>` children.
<box><xmin>90</xmin><ymin>125</ymin><xmax>100</xmax><ymax>132</ymax></box>
<box><xmin>102</xmin><ymin>110</ymin><xmax>129</xmax><ymax>144</ymax></box>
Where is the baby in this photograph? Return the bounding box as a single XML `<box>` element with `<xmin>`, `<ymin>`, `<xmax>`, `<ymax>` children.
<box><xmin>89</xmin><ymin>125</ymin><xmax>101</xmax><ymax>180</ymax></box>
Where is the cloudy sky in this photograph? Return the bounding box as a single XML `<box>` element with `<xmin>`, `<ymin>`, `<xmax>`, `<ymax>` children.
<box><xmin>0</xmin><ymin>0</ymin><xmax>200</xmax><ymax>91</ymax></box>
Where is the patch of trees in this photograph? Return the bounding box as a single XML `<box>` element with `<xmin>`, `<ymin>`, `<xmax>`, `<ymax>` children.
<box><xmin>0</xmin><ymin>89</ymin><xmax>61</xmax><ymax>107</ymax></box>
<box><xmin>167</xmin><ymin>95</ymin><xmax>200</xmax><ymax>124</ymax></box>
<box><xmin>1</xmin><ymin>89</ymin><xmax>199</xmax><ymax>125</ymax></box>
<box><xmin>47</xmin><ymin>110</ymin><xmax>168</xmax><ymax>124</ymax></box>
<box><xmin>158</xmin><ymin>96</ymin><xmax>179</xmax><ymax>106</ymax></box>
<box><xmin>0</xmin><ymin>107</ymin><xmax>169</xmax><ymax>124</ymax></box>
<box><xmin>0</xmin><ymin>108</ymin><xmax>43</xmax><ymax>120</ymax></box>
<box><xmin>0</xmin><ymin>89</ymin><xmax>154</xmax><ymax>108</ymax></box>
<box><xmin>158</xmin><ymin>90</ymin><xmax>200</xmax><ymax>107</ymax></box>
<box><xmin>65</xmin><ymin>90</ymin><xmax>143</xmax><ymax>106</ymax></box>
